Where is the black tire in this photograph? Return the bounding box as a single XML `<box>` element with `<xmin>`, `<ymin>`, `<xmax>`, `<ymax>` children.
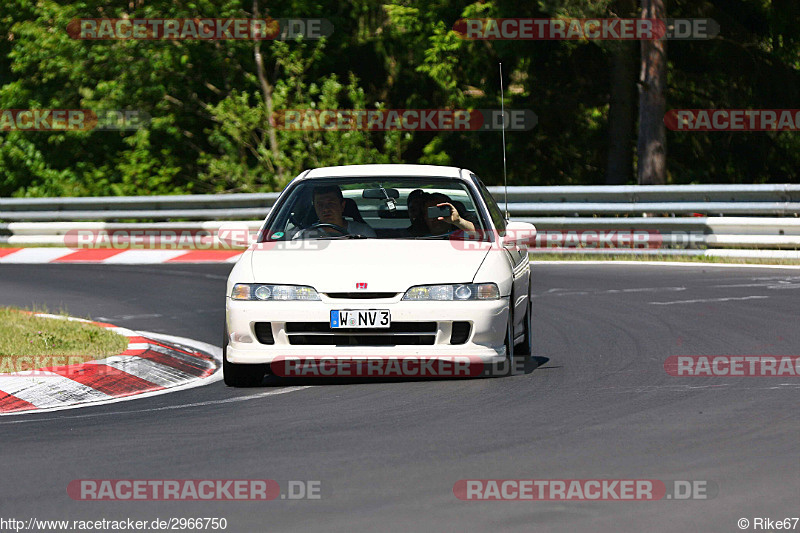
<box><xmin>495</xmin><ymin>318</ymin><xmax>515</xmax><ymax>377</ymax></box>
<box><xmin>515</xmin><ymin>294</ymin><xmax>533</xmax><ymax>360</ymax></box>
<box><xmin>223</xmin><ymin>328</ymin><xmax>267</xmax><ymax>387</ymax></box>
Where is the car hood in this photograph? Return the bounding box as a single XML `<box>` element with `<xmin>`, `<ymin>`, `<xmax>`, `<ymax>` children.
<box><xmin>248</xmin><ymin>239</ymin><xmax>491</xmax><ymax>293</ymax></box>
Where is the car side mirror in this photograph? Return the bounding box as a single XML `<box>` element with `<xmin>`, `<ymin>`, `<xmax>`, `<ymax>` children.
<box><xmin>501</xmin><ymin>221</ymin><xmax>537</xmax><ymax>247</ymax></box>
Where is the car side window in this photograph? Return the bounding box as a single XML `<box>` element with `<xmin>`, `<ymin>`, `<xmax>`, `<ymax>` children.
<box><xmin>471</xmin><ymin>174</ymin><xmax>506</xmax><ymax>234</ymax></box>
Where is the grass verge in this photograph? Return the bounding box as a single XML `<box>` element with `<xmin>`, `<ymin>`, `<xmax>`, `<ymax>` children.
<box><xmin>0</xmin><ymin>307</ymin><xmax>129</xmax><ymax>357</ymax></box>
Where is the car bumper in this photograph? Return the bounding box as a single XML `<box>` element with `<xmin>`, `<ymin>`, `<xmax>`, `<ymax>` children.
<box><xmin>225</xmin><ymin>297</ymin><xmax>510</xmax><ymax>365</ymax></box>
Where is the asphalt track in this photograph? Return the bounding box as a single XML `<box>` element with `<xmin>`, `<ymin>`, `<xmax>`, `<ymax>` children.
<box><xmin>0</xmin><ymin>263</ymin><xmax>797</xmax><ymax>533</ymax></box>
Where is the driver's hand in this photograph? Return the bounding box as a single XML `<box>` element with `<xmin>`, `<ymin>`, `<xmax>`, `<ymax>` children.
<box><xmin>436</xmin><ymin>202</ymin><xmax>460</xmax><ymax>225</ymax></box>
<box><xmin>437</xmin><ymin>202</ymin><xmax>475</xmax><ymax>231</ymax></box>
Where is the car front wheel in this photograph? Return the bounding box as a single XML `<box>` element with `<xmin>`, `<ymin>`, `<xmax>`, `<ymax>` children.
<box><xmin>515</xmin><ymin>294</ymin><xmax>532</xmax><ymax>360</ymax></box>
<box><xmin>494</xmin><ymin>317</ymin><xmax>515</xmax><ymax>377</ymax></box>
<box><xmin>223</xmin><ymin>327</ymin><xmax>268</xmax><ymax>387</ymax></box>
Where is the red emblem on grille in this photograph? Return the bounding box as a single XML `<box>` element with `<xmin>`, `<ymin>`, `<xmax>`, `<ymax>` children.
<box><xmin>356</xmin><ymin>282</ymin><xmax>368</xmax><ymax>289</ymax></box>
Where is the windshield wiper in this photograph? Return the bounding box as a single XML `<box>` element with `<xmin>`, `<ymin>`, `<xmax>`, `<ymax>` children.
<box><xmin>413</xmin><ymin>233</ymin><xmax>451</xmax><ymax>240</ymax></box>
<box><xmin>317</xmin><ymin>234</ymin><xmax>369</xmax><ymax>239</ymax></box>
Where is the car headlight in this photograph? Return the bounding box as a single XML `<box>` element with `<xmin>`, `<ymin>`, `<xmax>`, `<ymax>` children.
<box><xmin>231</xmin><ymin>283</ymin><xmax>320</xmax><ymax>301</ymax></box>
<box><xmin>402</xmin><ymin>283</ymin><xmax>500</xmax><ymax>301</ymax></box>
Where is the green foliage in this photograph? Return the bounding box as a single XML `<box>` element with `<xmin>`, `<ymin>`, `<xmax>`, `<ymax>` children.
<box><xmin>0</xmin><ymin>0</ymin><xmax>798</xmax><ymax>196</ymax></box>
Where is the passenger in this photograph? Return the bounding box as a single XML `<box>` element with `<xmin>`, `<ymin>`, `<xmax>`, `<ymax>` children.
<box><xmin>422</xmin><ymin>192</ymin><xmax>476</xmax><ymax>235</ymax></box>
<box><xmin>405</xmin><ymin>189</ymin><xmax>429</xmax><ymax>237</ymax></box>
<box><xmin>311</xmin><ymin>184</ymin><xmax>376</xmax><ymax>237</ymax></box>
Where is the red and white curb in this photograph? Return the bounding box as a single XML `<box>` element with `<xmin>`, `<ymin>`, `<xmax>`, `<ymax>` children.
<box><xmin>0</xmin><ymin>248</ymin><xmax>242</xmax><ymax>264</ymax></box>
<box><xmin>0</xmin><ymin>314</ymin><xmax>222</xmax><ymax>415</ymax></box>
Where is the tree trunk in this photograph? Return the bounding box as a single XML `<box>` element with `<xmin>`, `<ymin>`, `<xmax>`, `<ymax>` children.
<box><xmin>253</xmin><ymin>0</ymin><xmax>284</xmax><ymax>185</ymax></box>
<box><xmin>606</xmin><ymin>39</ymin><xmax>637</xmax><ymax>185</ymax></box>
<box><xmin>637</xmin><ymin>0</ymin><xmax>667</xmax><ymax>185</ymax></box>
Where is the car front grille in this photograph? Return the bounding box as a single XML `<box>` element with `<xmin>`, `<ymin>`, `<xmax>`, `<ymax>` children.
<box><xmin>285</xmin><ymin>321</ymin><xmax>436</xmax><ymax>346</ymax></box>
<box><xmin>324</xmin><ymin>292</ymin><xmax>399</xmax><ymax>299</ymax></box>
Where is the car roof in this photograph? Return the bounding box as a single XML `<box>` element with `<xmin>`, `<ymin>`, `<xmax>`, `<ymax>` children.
<box><xmin>301</xmin><ymin>164</ymin><xmax>466</xmax><ymax>180</ymax></box>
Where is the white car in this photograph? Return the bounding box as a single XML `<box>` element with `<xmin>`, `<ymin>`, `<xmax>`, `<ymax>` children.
<box><xmin>224</xmin><ymin>164</ymin><xmax>535</xmax><ymax>386</ymax></box>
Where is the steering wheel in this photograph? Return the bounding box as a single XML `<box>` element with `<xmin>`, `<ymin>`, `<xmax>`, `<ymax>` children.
<box><xmin>296</xmin><ymin>222</ymin><xmax>349</xmax><ymax>238</ymax></box>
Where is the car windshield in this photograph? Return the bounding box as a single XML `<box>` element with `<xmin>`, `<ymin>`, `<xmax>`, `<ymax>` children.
<box><xmin>260</xmin><ymin>177</ymin><xmax>488</xmax><ymax>241</ymax></box>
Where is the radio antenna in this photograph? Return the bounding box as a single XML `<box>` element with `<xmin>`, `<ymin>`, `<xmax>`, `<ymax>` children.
<box><xmin>500</xmin><ymin>62</ymin><xmax>509</xmax><ymax>220</ymax></box>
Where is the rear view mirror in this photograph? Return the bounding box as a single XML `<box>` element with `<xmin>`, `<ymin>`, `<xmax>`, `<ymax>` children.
<box><xmin>362</xmin><ymin>188</ymin><xmax>399</xmax><ymax>199</ymax></box>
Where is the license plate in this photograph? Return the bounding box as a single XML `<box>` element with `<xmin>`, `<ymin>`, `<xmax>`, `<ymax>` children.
<box><xmin>330</xmin><ymin>309</ymin><xmax>390</xmax><ymax>329</ymax></box>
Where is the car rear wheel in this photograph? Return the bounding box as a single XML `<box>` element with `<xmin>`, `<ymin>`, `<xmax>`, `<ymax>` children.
<box><xmin>223</xmin><ymin>328</ymin><xmax>268</xmax><ymax>387</ymax></box>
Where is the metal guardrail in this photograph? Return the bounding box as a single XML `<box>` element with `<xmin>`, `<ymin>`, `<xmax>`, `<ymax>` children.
<box><xmin>0</xmin><ymin>193</ymin><xmax>279</xmax><ymax>221</ymax></box>
<box><xmin>487</xmin><ymin>184</ymin><xmax>800</xmax><ymax>202</ymax></box>
<box><xmin>0</xmin><ymin>192</ymin><xmax>280</xmax><ymax>211</ymax></box>
<box><xmin>2</xmin><ymin>185</ymin><xmax>800</xmax><ymax>222</ymax></box>
<box><xmin>2</xmin><ymin>185</ymin><xmax>800</xmax><ymax>256</ymax></box>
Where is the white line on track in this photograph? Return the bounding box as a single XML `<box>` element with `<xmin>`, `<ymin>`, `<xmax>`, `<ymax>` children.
<box><xmin>536</xmin><ymin>286</ymin><xmax>687</xmax><ymax>297</ymax></box>
<box><xmin>712</xmin><ymin>281</ymin><xmax>800</xmax><ymax>289</ymax></box>
<box><xmin>649</xmin><ymin>295</ymin><xmax>770</xmax><ymax>305</ymax></box>
<box><xmin>0</xmin><ymin>386</ymin><xmax>312</xmax><ymax>424</ymax></box>
<box><xmin>99</xmin><ymin>313</ymin><xmax>164</xmax><ymax>320</ymax></box>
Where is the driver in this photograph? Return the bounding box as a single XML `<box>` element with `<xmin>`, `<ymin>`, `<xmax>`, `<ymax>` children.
<box><xmin>311</xmin><ymin>184</ymin><xmax>376</xmax><ymax>237</ymax></box>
